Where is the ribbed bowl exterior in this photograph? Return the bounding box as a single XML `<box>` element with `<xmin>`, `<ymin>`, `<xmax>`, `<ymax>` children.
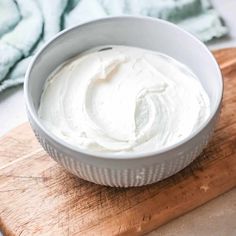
<box><xmin>28</xmin><ymin>110</ymin><xmax>219</xmax><ymax>187</ymax></box>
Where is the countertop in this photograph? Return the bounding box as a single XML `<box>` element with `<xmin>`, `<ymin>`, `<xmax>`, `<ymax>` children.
<box><xmin>0</xmin><ymin>0</ymin><xmax>236</xmax><ymax>235</ymax></box>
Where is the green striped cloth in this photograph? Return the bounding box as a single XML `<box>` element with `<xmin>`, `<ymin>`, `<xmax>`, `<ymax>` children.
<box><xmin>0</xmin><ymin>0</ymin><xmax>227</xmax><ymax>93</ymax></box>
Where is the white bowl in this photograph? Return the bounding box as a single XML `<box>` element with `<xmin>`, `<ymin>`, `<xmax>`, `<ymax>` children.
<box><xmin>25</xmin><ymin>16</ymin><xmax>223</xmax><ymax>187</ymax></box>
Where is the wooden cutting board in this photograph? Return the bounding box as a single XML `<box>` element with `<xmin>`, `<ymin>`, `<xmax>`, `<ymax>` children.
<box><xmin>0</xmin><ymin>48</ymin><xmax>236</xmax><ymax>236</ymax></box>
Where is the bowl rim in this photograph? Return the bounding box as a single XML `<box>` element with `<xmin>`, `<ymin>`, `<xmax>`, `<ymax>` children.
<box><xmin>24</xmin><ymin>15</ymin><xmax>223</xmax><ymax>160</ymax></box>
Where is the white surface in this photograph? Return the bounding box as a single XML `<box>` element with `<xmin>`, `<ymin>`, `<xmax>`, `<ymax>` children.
<box><xmin>0</xmin><ymin>87</ymin><xmax>26</xmax><ymax>135</ymax></box>
<box><xmin>0</xmin><ymin>0</ymin><xmax>236</xmax><ymax>235</ymax></box>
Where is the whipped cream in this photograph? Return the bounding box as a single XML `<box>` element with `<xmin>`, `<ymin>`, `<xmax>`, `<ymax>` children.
<box><xmin>38</xmin><ymin>45</ymin><xmax>210</xmax><ymax>153</ymax></box>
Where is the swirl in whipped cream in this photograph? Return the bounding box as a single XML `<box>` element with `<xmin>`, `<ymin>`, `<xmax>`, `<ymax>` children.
<box><xmin>38</xmin><ymin>46</ymin><xmax>210</xmax><ymax>153</ymax></box>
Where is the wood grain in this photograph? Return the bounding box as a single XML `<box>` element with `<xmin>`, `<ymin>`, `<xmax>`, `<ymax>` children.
<box><xmin>0</xmin><ymin>48</ymin><xmax>236</xmax><ymax>236</ymax></box>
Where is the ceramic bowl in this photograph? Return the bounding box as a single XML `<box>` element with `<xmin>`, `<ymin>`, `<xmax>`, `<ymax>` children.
<box><xmin>25</xmin><ymin>16</ymin><xmax>223</xmax><ymax>187</ymax></box>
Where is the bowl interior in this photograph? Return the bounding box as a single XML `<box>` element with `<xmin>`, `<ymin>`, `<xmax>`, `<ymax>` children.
<box><xmin>26</xmin><ymin>16</ymin><xmax>222</xmax><ymax>136</ymax></box>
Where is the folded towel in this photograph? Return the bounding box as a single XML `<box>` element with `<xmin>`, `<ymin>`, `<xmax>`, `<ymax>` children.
<box><xmin>0</xmin><ymin>0</ymin><xmax>20</xmax><ymax>37</ymax></box>
<box><xmin>0</xmin><ymin>0</ymin><xmax>42</xmax><ymax>85</ymax></box>
<box><xmin>65</xmin><ymin>0</ymin><xmax>107</xmax><ymax>27</ymax></box>
<box><xmin>0</xmin><ymin>0</ymin><xmax>228</xmax><ymax>93</ymax></box>
<box><xmin>39</xmin><ymin>0</ymin><xmax>68</xmax><ymax>41</ymax></box>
